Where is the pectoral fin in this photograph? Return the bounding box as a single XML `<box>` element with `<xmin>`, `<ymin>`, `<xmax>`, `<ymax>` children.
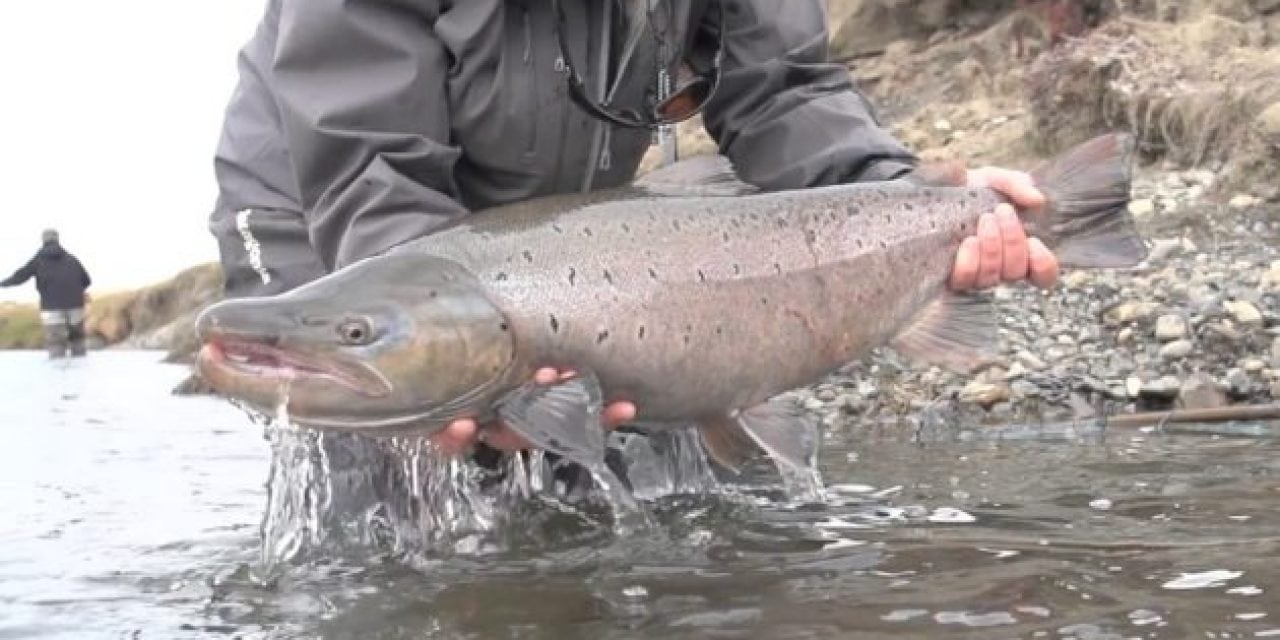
<box><xmin>496</xmin><ymin>373</ymin><xmax>643</xmax><ymax>524</ymax></box>
<box><xmin>496</xmin><ymin>373</ymin><xmax>606</xmax><ymax>471</ymax></box>
<box><xmin>889</xmin><ymin>292</ymin><xmax>1000</xmax><ymax>374</ymax></box>
<box><xmin>734</xmin><ymin>397</ymin><xmax>825</xmax><ymax>501</ymax></box>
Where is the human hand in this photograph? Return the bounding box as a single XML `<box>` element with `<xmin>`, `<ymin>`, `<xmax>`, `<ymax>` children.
<box><xmin>429</xmin><ymin>367</ymin><xmax>637</xmax><ymax>456</ymax></box>
<box><xmin>949</xmin><ymin>167</ymin><xmax>1059</xmax><ymax>291</ymax></box>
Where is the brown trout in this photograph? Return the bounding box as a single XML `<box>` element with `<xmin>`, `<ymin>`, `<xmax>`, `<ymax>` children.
<box><xmin>195</xmin><ymin>133</ymin><xmax>1147</xmax><ymax>493</ymax></box>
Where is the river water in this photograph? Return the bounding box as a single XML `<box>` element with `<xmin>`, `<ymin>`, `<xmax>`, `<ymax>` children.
<box><xmin>1</xmin><ymin>350</ymin><xmax>1278</xmax><ymax>639</ymax></box>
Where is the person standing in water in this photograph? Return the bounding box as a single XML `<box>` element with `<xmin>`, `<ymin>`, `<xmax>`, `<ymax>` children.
<box><xmin>2</xmin><ymin>229</ymin><xmax>93</xmax><ymax>358</ymax></box>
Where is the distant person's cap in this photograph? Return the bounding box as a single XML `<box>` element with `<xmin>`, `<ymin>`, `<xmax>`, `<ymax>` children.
<box><xmin>41</xmin><ymin>228</ymin><xmax>58</xmax><ymax>243</ymax></box>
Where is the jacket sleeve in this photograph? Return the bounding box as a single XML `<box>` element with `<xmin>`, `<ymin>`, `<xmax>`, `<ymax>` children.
<box><xmin>272</xmin><ymin>0</ymin><xmax>468</xmax><ymax>270</ymax></box>
<box><xmin>0</xmin><ymin>256</ymin><xmax>36</xmax><ymax>287</ymax></box>
<box><xmin>77</xmin><ymin>258</ymin><xmax>91</xmax><ymax>289</ymax></box>
<box><xmin>693</xmin><ymin>0</ymin><xmax>917</xmax><ymax>190</ymax></box>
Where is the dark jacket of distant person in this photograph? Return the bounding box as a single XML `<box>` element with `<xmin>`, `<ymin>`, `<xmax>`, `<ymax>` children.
<box><xmin>1</xmin><ymin>238</ymin><xmax>93</xmax><ymax>311</ymax></box>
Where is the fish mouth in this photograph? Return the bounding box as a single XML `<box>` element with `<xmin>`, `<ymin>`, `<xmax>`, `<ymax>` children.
<box><xmin>197</xmin><ymin>338</ymin><xmax>392</xmax><ymax>399</ymax></box>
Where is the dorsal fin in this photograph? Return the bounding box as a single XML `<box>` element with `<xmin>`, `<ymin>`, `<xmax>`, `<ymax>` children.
<box><xmin>635</xmin><ymin>154</ymin><xmax>760</xmax><ymax>197</ymax></box>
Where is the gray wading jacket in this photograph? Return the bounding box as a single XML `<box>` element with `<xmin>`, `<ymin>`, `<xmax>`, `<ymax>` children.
<box><xmin>210</xmin><ymin>0</ymin><xmax>916</xmax><ymax>298</ymax></box>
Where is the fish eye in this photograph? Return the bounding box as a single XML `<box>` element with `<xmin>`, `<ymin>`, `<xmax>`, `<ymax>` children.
<box><xmin>337</xmin><ymin>318</ymin><xmax>375</xmax><ymax>345</ymax></box>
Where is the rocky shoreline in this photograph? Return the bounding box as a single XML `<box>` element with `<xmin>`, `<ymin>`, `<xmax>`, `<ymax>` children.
<box><xmin>800</xmin><ymin>167</ymin><xmax>1280</xmax><ymax>436</ymax></box>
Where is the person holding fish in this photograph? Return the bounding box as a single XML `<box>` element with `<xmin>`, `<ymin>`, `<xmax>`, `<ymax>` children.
<box><xmin>207</xmin><ymin>1</ymin><xmax>1061</xmax><ymax>461</ymax></box>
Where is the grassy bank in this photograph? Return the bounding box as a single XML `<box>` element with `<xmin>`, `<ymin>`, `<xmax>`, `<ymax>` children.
<box><xmin>0</xmin><ymin>302</ymin><xmax>43</xmax><ymax>349</ymax></box>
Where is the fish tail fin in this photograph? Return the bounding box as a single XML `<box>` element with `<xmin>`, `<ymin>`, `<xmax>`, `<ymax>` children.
<box><xmin>1028</xmin><ymin>133</ymin><xmax>1148</xmax><ymax>268</ymax></box>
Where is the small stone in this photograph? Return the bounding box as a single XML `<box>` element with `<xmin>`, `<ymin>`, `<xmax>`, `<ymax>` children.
<box><xmin>1226</xmin><ymin>368</ymin><xmax>1252</xmax><ymax>395</ymax></box>
<box><xmin>1159</xmin><ymin>339</ymin><xmax>1194</xmax><ymax>360</ymax></box>
<box><xmin>1117</xmin><ymin>327</ymin><xmax>1134</xmax><ymax>344</ymax></box>
<box><xmin>1225</xmin><ymin>300</ymin><xmax>1263</xmax><ymax>326</ymax></box>
<box><xmin>1154</xmin><ymin>314</ymin><xmax>1187</xmax><ymax>341</ymax></box>
<box><xmin>803</xmin><ymin>397</ymin><xmax>824</xmax><ymax>412</ymax></box>
<box><xmin>1089</xmin><ymin>498</ymin><xmax>1113</xmax><ymax>511</ymax></box>
<box><xmin>816</xmin><ymin>388</ymin><xmax>838</xmax><ymax>402</ymax></box>
<box><xmin>1126</xmin><ymin>377</ymin><xmax>1143</xmax><ymax>398</ymax></box>
<box><xmin>933</xmin><ymin>118</ymin><xmax>953</xmax><ymax>132</ymax></box>
<box><xmin>1272</xmin><ymin>337</ymin><xmax>1280</xmax><ymax>362</ymax></box>
<box><xmin>1016</xmin><ymin>350</ymin><xmax>1047</xmax><ymax>370</ymax></box>
<box><xmin>1243</xmin><ymin>359</ymin><xmax>1267</xmax><ymax>373</ymax></box>
<box><xmin>1229</xmin><ymin>194</ymin><xmax>1260</xmax><ymax>209</ymax></box>
<box><xmin>1062</xmin><ymin>271</ymin><xmax>1092</xmax><ymax>289</ymax></box>
<box><xmin>1271</xmin><ymin>380</ymin><xmax>1280</xmax><ymax>399</ymax></box>
<box><xmin>1127</xmin><ymin>198</ymin><xmax>1156</xmax><ymax>216</ymax></box>
<box><xmin>1004</xmin><ymin>361</ymin><xmax>1027</xmax><ymax>379</ymax></box>
<box><xmin>959</xmin><ymin>380</ymin><xmax>1010</xmax><ymax>407</ymax></box>
<box><xmin>1103</xmin><ymin>301</ymin><xmax>1159</xmax><ymax>326</ymax></box>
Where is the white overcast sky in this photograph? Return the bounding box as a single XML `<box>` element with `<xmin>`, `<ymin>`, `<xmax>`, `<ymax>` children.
<box><xmin>0</xmin><ymin>0</ymin><xmax>266</xmax><ymax>303</ymax></box>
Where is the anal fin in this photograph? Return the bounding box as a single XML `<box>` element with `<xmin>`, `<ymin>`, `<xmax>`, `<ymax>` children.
<box><xmin>733</xmin><ymin>397</ymin><xmax>825</xmax><ymax>502</ymax></box>
<box><xmin>889</xmin><ymin>291</ymin><xmax>1000</xmax><ymax>374</ymax></box>
<box><xmin>697</xmin><ymin>415</ymin><xmax>762</xmax><ymax>474</ymax></box>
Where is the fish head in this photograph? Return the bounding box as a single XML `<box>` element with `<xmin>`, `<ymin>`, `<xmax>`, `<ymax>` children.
<box><xmin>195</xmin><ymin>253</ymin><xmax>517</xmax><ymax>434</ymax></box>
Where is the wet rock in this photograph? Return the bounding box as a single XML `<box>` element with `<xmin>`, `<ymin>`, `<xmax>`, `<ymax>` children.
<box><xmin>1154</xmin><ymin>314</ymin><xmax>1187</xmax><ymax>341</ymax></box>
<box><xmin>1140</xmin><ymin>376</ymin><xmax>1182</xmax><ymax>399</ymax></box>
<box><xmin>1179</xmin><ymin>374</ymin><xmax>1228</xmax><ymax>410</ymax></box>
<box><xmin>1159</xmin><ymin>339</ymin><xmax>1194</xmax><ymax>360</ymax></box>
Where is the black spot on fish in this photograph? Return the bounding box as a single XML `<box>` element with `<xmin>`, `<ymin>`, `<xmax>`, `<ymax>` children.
<box><xmin>773</xmin><ymin>262</ymin><xmax>783</xmax><ymax>274</ymax></box>
<box><xmin>715</xmin><ymin>326</ymin><xmax>724</xmax><ymax>336</ymax></box>
<box><xmin>499</xmin><ymin>322</ymin><xmax>509</xmax><ymax>332</ymax></box>
<box><xmin>760</xmin><ymin>297</ymin><xmax>768</xmax><ymax>305</ymax></box>
<box><xmin>552</xmin><ymin>224</ymin><xmax>564</xmax><ymax>234</ymax></box>
<box><xmin>583</xmin><ymin>227</ymin><xmax>593</xmax><ymax>237</ymax></box>
<box><xmin>903</xmin><ymin>202</ymin><xmax>914</xmax><ymax>211</ymax></box>
<box><xmin>878</xmin><ymin>240</ymin><xmax>887</xmax><ymax>249</ymax></box>
<box><xmin>722</xmin><ymin>231</ymin><xmax>730</xmax><ymax>244</ymax></box>
<box><xmin>648</xmin><ymin>267</ymin><xmax>658</xmax><ymax>280</ymax></box>
<box><xmin>568</xmin><ymin>267</ymin><xmax>577</xmax><ymax>286</ymax></box>
<box><xmin>733</xmin><ymin>263</ymin><xmax>741</xmax><ymax>275</ymax></box>
<box><xmin>428</xmin><ymin>291</ymin><xmax>438</xmax><ymax>299</ymax></box>
<box><xmin>638</xmin><ymin>326</ymin><xmax>646</xmax><ymax>339</ymax></box>
<box><xmin>697</xmin><ymin>269</ymin><xmax>707</xmax><ymax>283</ymax></box>
<box><xmin>672</xmin><ymin>219</ymin><xmax>681</xmax><ymax>231</ymax></box>
<box><xmin>603</xmin><ymin>270</ymin><xmax>614</xmax><ymax>285</ymax></box>
<box><xmin>522</xmin><ymin>250</ymin><xmax>534</xmax><ymax>263</ymax></box>
<box><xmin>884</xmin><ymin>214</ymin><xmax>892</xmax><ymax>223</ymax></box>
<box><xmin>495</xmin><ymin>272</ymin><xmax>509</xmax><ymax>281</ymax></box>
<box><xmin>683</xmin><ymin>334</ymin><xmax>691</xmax><ymax>346</ymax></box>
<box><xmin>549</xmin><ymin>315</ymin><xmax>560</xmax><ymax>333</ymax></box>
<box><xmin>856</xmin><ymin>239</ymin><xmax>864</xmax><ymax>249</ymax></box>
<box><xmin>596</xmin><ymin>330</ymin><xmax>610</xmax><ymax>344</ymax></box>
<box><xmin>622</xmin><ymin>223</ymin><xmax>631</xmax><ymax>233</ymax></box>
<box><xmin>930</xmin><ymin>220</ymin><xmax>937</xmax><ymax>230</ymax></box>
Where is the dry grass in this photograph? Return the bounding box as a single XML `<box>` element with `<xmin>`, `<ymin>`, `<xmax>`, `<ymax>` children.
<box><xmin>1027</xmin><ymin>16</ymin><xmax>1280</xmax><ymax>174</ymax></box>
<box><xmin>0</xmin><ymin>302</ymin><xmax>43</xmax><ymax>349</ymax></box>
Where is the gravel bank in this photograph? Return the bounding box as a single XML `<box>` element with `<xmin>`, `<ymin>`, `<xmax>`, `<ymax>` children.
<box><xmin>800</xmin><ymin>168</ymin><xmax>1280</xmax><ymax>437</ymax></box>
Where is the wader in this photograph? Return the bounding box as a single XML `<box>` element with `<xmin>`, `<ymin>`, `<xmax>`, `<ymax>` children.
<box><xmin>40</xmin><ymin>308</ymin><xmax>87</xmax><ymax>358</ymax></box>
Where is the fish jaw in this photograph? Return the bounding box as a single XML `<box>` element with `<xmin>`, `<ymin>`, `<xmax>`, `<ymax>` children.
<box><xmin>195</xmin><ymin>334</ymin><xmax>393</xmax><ymax>418</ymax></box>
